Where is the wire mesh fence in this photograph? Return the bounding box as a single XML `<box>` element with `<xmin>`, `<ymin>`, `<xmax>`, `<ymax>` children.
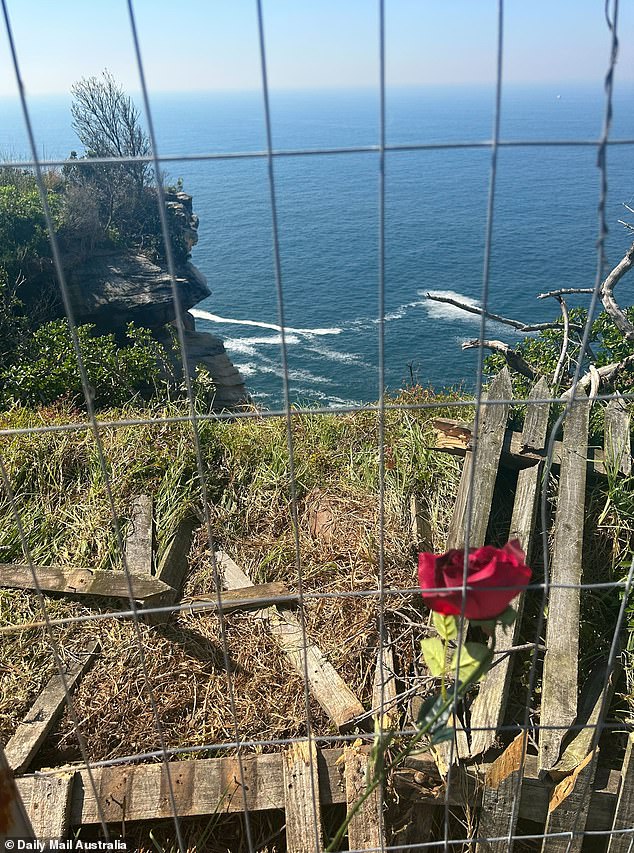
<box><xmin>1</xmin><ymin>1</ymin><xmax>633</xmax><ymax>851</ymax></box>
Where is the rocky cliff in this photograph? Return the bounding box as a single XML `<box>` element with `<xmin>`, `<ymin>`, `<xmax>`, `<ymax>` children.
<box><xmin>27</xmin><ymin>190</ymin><xmax>249</xmax><ymax>410</ymax></box>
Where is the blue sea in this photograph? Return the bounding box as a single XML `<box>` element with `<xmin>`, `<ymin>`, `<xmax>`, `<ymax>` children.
<box><xmin>2</xmin><ymin>84</ymin><xmax>634</xmax><ymax>407</ymax></box>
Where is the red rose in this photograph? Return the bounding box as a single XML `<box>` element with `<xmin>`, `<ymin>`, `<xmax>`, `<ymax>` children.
<box><xmin>417</xmin><ymin>540</ymin><xmax>531</xmax><ymax>620</ymax></box>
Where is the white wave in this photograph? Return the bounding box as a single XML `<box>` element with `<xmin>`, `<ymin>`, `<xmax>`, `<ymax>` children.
<box><xmin>224</xmin><ymin>333</ymin><xmax>300</xmax><ymax>352</ymax></box>
<box><xmin>233</xmin><ymin>362</ymin><xmax>259</xmax><ymax>377</ymax></box>
<box><xmin>257</xmin><ymin>364</ymin><xmax>331</xmax><ymax>384</ymax></box>
<box><xmin>421</xmin><ymin>289</ymin><xmax>482</xmax><ymax>323</ymax></box>
<box><xmin>190</xmin><ymin>308</ymin><xmax>341</xmax><ymax>336</ymax></box>
<box><xmin>305</xmin><ymin>343</ymin><xmax>367</xmax><ymax>366</ymax></box>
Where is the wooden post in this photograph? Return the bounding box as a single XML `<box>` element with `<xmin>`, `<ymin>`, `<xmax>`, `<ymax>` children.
<box><xmin>470</xmin><ymin>377</ymin><xmax>551</xmax><ymax>757</ymax></box>
<box><xmin>283</xmin><ymin>741</ymin><xmax>323</xmax><ymax>853</ymax></box>
<box><xmin>539</xmin><ymin>387</ymin><xmax>590</xmax><ymax>772</ymax></box>
<box><xmin>5</xmin><ymin>641</ymin><xmax>100</xmax><ymax>774</ymax></box>
<box><xmin>441</xmin><ymin>369</ymin><xmax>512</xmax><ymax>763</ymax></box>
<box><xmin>541</xmin><ymin>749</ymin><xmax>598</xmax><ymax>853</ymax></box>
<box><xmin>475</xmin><ymin>733</ymin><xmax>527</xmax><ymax>853</ymax></box>
<box><xmin>446</xmin><ymin>368</ymin><xmax>513</xmax><ymax>550</ymax></box>
<box><xmin>343</xmin><ymin>746</ymin><xmax>385</xmax><ymax>851</ymax></box>
<box><xmin>217</xmin><ymin>552</ymin><xmax>364</xmax><ymax>731</ymax></box>
<box><xmin>0</xmin><ymin>746</ymin><xmax>34</xmax><ymax>841</ymax></box>
<box><xmin>20</xmin><ymin>774</ymin><xmax>75</xmax><ymax>841</ymax></box>
<box><xmin>604</xmin><ymin>396</ymin><xmax>631</xmax><ymax>476</ymax></box>
<box><xmin>372</xmin><ymin>630</ymin><xmax>398</xmax><ymax>728</ymax></box>
<box><xmin>607</xmin><ymin>733</ymin><xmax>634</xmax><ymax>853</ymax></box>
<box><xmin>124</xmin><ymin>494</ymin><xmax>154</xmax><ymax>575</ymax></box>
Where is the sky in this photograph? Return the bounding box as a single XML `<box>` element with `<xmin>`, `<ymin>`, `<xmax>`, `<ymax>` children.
<box><xmin>0</xmin><ymin>1</ymin><xmax>632</xmax><ymax>98</ymax></box>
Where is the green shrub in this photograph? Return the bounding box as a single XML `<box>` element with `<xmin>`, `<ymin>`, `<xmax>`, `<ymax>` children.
<box><xmin>0</xmin><ymin>321</ymin><xmax>170</xmax><ymax>408</ymax></box>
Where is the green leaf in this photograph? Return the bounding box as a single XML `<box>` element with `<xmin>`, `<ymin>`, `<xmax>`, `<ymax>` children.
<box><xmin>430</xmin><ymin>726</ymin><xmax>454</xmax><ymax>745</ymax></box>
<box><xmin>432</xmin><ymin>611</ymin><xmax>458</xmax><ymax>641</ymax></box>
<box><xmin>421</xmin><ymin>637</ymin><xmax>446</xmax><ymax>677</ymax></box>
<box><xmin>470</xmin><ymin>618</ymin><xmax>496</xmax><ymax>634</ymax></box>
<box><xmin>498</xmin><ymin>605</ymin><xmax>517</xmax><ymax>627</ymax></box>
<box><xmin>415</xmin><ymin>693</ymin><xmax>451</xmax><ymax>734</ymax></box>
<box><xmin>450</xmin><ymin>642</ymin><xmax>493</xmax><ymax>685</ymax></box>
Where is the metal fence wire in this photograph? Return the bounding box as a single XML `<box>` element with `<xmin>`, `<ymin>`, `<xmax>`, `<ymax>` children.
<box><xmin>1</xmin><ymin>1</ymin><xmax>633</xmax><ymax>852</ymax></box>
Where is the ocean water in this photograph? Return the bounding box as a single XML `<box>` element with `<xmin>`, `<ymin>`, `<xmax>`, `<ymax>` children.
<box><xmin>2</xmin><ymin>84</ymin><xmax>634</xmax><ymax>407</ymax></box>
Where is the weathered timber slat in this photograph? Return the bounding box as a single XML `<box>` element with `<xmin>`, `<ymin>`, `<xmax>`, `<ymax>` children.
<box><xmin>283</xmin><ymin>741</ymin><xmax>323</xmax><ymax>853</ymax></box>
<box><xmin>124</xmin><ymin>494</ymin><xmax>153</xmax><ymax>576</ymax></box>
<box><xmin>217</xmin><ymin>551</ymin><xmax>364</xmax><ymax>731</ymax></box>
<box><xmin>604</xmin><ymin>396</ymin><xmax>632</xmax><ymax>476</ymax></box>
<box><xmin>5</xmin><ymin>641</ymin><xmax>100</xmax><ymax>774</ymax></box>
<box><xmin>607</xmin><ymin>733</ymin><xmax>634</xmax><ymax>853</ymax></box>
<box><xmin>442</xmin><ymin>369</ymin><xmax>512</xmax><ymax>762</ymax></box>
<box><xmin>0</xmin><ymin>745</ymin><xmax>34</xmax><ymax>841</ymax></box>
<box><xmin>17</xmin><ymin>749</ymin><xmax>620</xmax><ymax>829</ymax></box>
<box><xmin>541</xmin><ymin>749</ymin><xmax>599</xmax><ymax>853</ymax></box>
<box><xmin>21</xmin><ymin>774</ymin><xmax>74</xmax><ymax>841</ymax></box>
<box><xmin>470</xmin><ymin>377</ymin><xmax>551</xmax><ymax>757</ymax></box>
<box><xmin>475</xmin><ymin>733</ymin><xmax>527</xmax><ymax>853</ymax></box>
<box><xmin>144</xmin><ymin>517</ymin><xmax>196</xmax><ymax>625</ymax></box>
<box><xmin>433</xmin><ymin>419</ymin><xmax>610</xmax><ymax>475</ymax></box>
<box><xmin>0</xmin><ymin>562</ymin><xmax>173</xmax><ymax>603</ymax></box>
<box><xmin>184</xmin><ymin>582</ymin><xmax>295</xmax><ymax>613</ymax></box>
<box><xmin>372</xmin><ymin>631</ymin><xmax>398</xmax><ymax>728</ymax></box>
<box><xmin>552</xmin><ymin>661</ymin><xmax>619</xmax><ymax>777</ymax></box>
<box><xmin>446</xmin><ymin>368</ymin><xmax>513</xmax><ymax>550</ymax></box>
<box><xmin>344</xmin><ymin>746</ymin><xmax>385</xmax><ymax>851</ymax></box>
<box><xmin>539</xmin><ymin>386</ymin><xmax>590</xmax><ymax>773</ymax></box>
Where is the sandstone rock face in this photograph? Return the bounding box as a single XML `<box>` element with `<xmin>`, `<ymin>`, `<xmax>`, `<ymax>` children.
<box><xmin>157</xmin><ymin>327</ymin><xmax>249</xmax><ymax>410</ymax></box>
<box><xmin>65</xmin><ymin>252</ymin><xmax>210</xmax><ymax>332</ymax></box>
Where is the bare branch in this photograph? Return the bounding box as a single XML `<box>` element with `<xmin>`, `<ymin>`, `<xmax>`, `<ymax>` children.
<box><xmin>600</xmin><ymin>240</ymin><xmax>634</xmax><ymax>341</ymax></box>
<box><xmin>575</xmin><ymin>354</ymin><xmax>634</xmax><ymax>394</ymax></box>
<box><xmin>461</xmin><ymin>339</ymin><xmax>537</xmax><ymax>379</ymax></box>
<box><xmin>552</xmin><ymin>297</ymin><xmax>570</xmax><ymax>388</ymax></box>
<box><xmin>425</xmin><ymin>293</ymin><xmax>580</xmax><ymax>332</ymax></box>
<box><xmin>537</xmin><ymin>288</ymin><xmax>594</xmax><ymax>300</ymax></box>
<box><xmin>588</xmin><ymin>364</ymin><xmax>601</xmax><ymax>401</ymax></box>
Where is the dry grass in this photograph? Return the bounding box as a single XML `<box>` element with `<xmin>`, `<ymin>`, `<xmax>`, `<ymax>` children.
<box><xmin>0</xmin><ymin>393</ymin><xmax>464</xmax><ymax>767</ymax></box>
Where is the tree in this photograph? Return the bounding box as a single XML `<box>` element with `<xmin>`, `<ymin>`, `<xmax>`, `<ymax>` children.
<box><xmin>67</xmin><ymin>71</ymin><xmax>153</xmax><ymax>239</ymax></box>
<box><xmin>70</xmin><ymin>70</ymin><xmax>151</xmax><ymax>192</ymax></box>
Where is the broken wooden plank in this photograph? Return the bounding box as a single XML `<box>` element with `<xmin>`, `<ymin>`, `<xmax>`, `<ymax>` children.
<box><xmin>0</xmin><ymin>563</ymin><xmax>174</xmax><ymax>604</ymax></box>
<box><xmin>0</xmin><ymin>746</ymin><xmax>34</xmax><ymax>841</ymax></box>
<box><xmin>344</xmin><ymin>745</ymin><xmax>384</xmax><ymax>851</ymax></box>
<box><xmin>433</xmin><ymin>418</ymin><xmax>610</xmax><ymax>476</ymax></box>
<box><xmin>604</xmin><ymin>396</ymin><xmax>632</xmax><ymax>476</ymax></box>
<box><xmin>144</xmin><ymin>516</ymin><xmax>196</xmax><ymax>625</ymax></box>
<box><xmin>552</xmin><ymin>661</ymin><xmax>620</xmax><ymax>778</ymax></box>
<box><xmin>475</xmin><ymin>733</ymin><xmax>527</xmax><ymax>853</ymax></box>
<box><xmin>446</xmin><ymin>368</ymin><xmax>512</xmax><ymax>550</ymax></box>
<box><xmin>372</xmin><ymin>631</ymin><xmax>398</xmax><ymax>728</ymax></box>
<box><xmin>410</xmin><ymin>493</ymin><xmax>432</xmax><ymax>550</ymax></box>
<box><xmin>21</xmin><ymin>773</ymin><xmax>74</xmax><ymax>840</ymax></box>
<box><xmin>470</xmin><ymin>377</ymin><xmax>551</xmax><ymax>757</ymax></box>
<box><xmin>183</xmin><ymin>582</ymin><xmax>295</xmax><ymax>614</ymax></box>
<box><xmin>541</xmin><ymin>748</ymin><xmax>599</xmax><ymax>853</ymax></box>
<box><xmin>155</xmin><ymin>516</ymin><xmax>196</xmax><ymax>591</ymax></box>
<box><xmin>124</xmin><ymin>494</ymin><xmax>153</xmax><ymax>575</ymax></box>
<box><xmin>217</xmin><ymin>551</ymin><xmax>364</xmax><ymax>731</ymax></box>
<box><xmin>283</xmin><ymin>741</ymin><xmax>323</xmax><ymax>853</ymax></box>
<box><xmin>607</xmin><ymin>733</ymin><xmax>634</xmax><ymax>853</ymax></box>
<box><xmin>17</xmin><ymin>748</ymin><xmax>619</xmax><ymax>829</ymax></box>
<box><xmin>5</xmin><ymin>641</ymin><xmax>100</xmax><ymax>774</ymax></box>
<box><xmin>539</xmin><ymin>387</ymin><xmax>590</xmax><ymax>773</ymax></box>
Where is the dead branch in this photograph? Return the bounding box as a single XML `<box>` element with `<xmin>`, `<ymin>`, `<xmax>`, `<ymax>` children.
<box><xmin>600</xmin><ymin>240</ymin><xmax>634</xmax><ymax>341</ymax></box>
<box><xmin>552</xmin><ymin>296</ymin><xmax>570</xmax><ymax>388</ymax></box>
<box><xmin>588</xmin><ymin>364</ymin><xmax>601</xmax><ymax>401</ymax></box>
<box><xmin>576</xmin><ymin>354</ymin><xmax>634</xmax><ymax>394</ymax></box>
<box><xmin>537</xmin><ymin>288</ymin><xmax>594</xmax><ymax>299</ymax></box>
<box><xmin>425</xmin><ymin>293</ymin><xmax>580</xmax><ymax>332</ymax></box>
<box><xmin>461</xmin><ymin>339</ymin><xmax>537</xmax><ymax>379</ymax></box>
